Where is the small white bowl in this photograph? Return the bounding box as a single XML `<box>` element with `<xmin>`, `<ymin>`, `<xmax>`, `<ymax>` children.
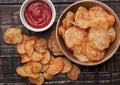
<box><xmin>20</xmin><ymin>0</ymin><xmax>56</xmax><ymax>32</ymax></box>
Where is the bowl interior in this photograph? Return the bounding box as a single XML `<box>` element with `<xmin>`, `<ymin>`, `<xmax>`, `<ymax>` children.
<box><xmin>56</xmin><ymin>0</ymin><xmax>120</xmax><ymax>66</ymax></box>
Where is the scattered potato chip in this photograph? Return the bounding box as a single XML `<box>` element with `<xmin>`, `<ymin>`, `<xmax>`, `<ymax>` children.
<box><xmin>61</xmin><ymin>58</ymin><xmax>72</xmax><ymax>73</ymax></box>
<box><xmin>108</xmin><ymin>27</ymin><xmax>116</xmax><ymax>42</ymax></box>
<box><xmin>17</xmin><ymin>44</ymin><xmax>25</xmax><ymax>54</ymax></box>
<box><xmin>32</xmin><ymin>51</ymin><xmax>43</xmax><ymax>61</ymax></box>
<box><xmin>40</xmin><ymin>51</ymin><xmax>51</xmax><ymax>65</ymax></box>
<box><xmin>67</xmin><ymin>64</ymin><xmax>80</xmax><ymax>80</ymax></box>
<box><xmin>23</xmin><ymin>61</ymin><xmax>42</xmax><ymax>74</ymax></box>
<box><xmin>16</xmin><ymin>66</ymin><xmax>39</xmax><ymax>79</ymax></box>
<box><xmin>88</xmin><ymin>28</ymin><xmax>110</xmax><ymax>51</ymax></box>
<box><xmin>25</xmin><ymin>36</ymin><xmax>37</xmax><ymax>57</ymax></box>
<box><xmin>75</xmin><ymin>6</ymin><xmax>90</xmax><ymax>29</ymax></box>
<box><xmin>28</xmin><ymin>73</ymin><xmax>44</xmax><ymax>85</ymax></box>
<box><xmin>41</xmin><ymin>64</ymin><xmax>49</xmax><ymax>72</ymax></box>
<box><xmin>48</xmin><ymin>31</ymin><xmax>63</xmax><ymax>56</ymax></box>
<box><xmin>46</xmin><ymin>57</ymin><xmax>63</xmax><ymax>75</ymax></box>
<box><xmin>22</xmin><ymin>34</ymin><xmax>29</xmax><ymax>43</ymax></box>
<box><xmin>34</xmin><ymin>38</ymin><xmax>47</xmax><ymax>54</ymax></box>
<box><xmin>43</xmin><ymin>72</ymin><xmax>54</xmax><ymax>80</ymax></box>
<box><xmin>65</xmin><ymin>26</ymin><xmax>87</xmax><ymax>49</ymax></box>
<box><xmin>20</xmin><ymin>54</ymin><xmax>31</xmax><ymax>63</ymax></box>
<box><xmin>3</xmin><ymin>28</ymin><xmax>23</xmax><ymax>44</ymax></box>
<box><xmin>31</xmin><ymin>62</ymin><xmax>42</xmax><ymax>73</ymax></box>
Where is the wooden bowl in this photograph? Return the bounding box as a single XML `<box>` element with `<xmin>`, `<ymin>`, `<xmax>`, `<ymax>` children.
<box><xmin>56</xmin><ymin>0</ymin><xmax>120</xmax><ymax>66</ymax></box>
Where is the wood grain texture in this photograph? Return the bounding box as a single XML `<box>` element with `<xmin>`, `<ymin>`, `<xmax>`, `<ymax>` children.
<box><xmin>0</xmin><ymin>0</ymin><xmax>120</xmax><ymax>85</ymax></box>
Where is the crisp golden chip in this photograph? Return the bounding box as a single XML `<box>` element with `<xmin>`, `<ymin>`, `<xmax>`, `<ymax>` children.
<box><xmin>108</xmin><ymin>27</ymin><xmax>116</xmax><ymax>42</ymax></box>
<box><xmin>32</xmin><ymin>61</ymin><xmax>42</xmax><ymax>73</ymax></box>
<box><xmin>86</xmin><ymin>44</ymin><xmax>105</xmax><ymax>61</ymax></box>
<box><xmin>48</xmin><ymin>31</ymin><xmax>63</xmax><ymax>56</ymax></box>
<box><xmin>23</xmin><ymin>61</ymin><xmax>42</xmax><ymax>74</ymax></box>
<box><xmin>20</xmin><ymin>54</ymin><xmax>31</xmax><ymax>63</ymax></box>
<box><xmin>40</xmin><ymin>51</ymin><xmax>51</xmax><ymax>65</ymax></box>
<box><xmin>28</xmin><ymin>73</ymin><xmax>44</xmax><ymax>85</ymax></box>
<box><xmin>25</xmin><ymin>36</ymin><xmax>37</xmax><ymax>57</ymax></box>
<box><xmin>61</xmin><ymin>58</ymin><xmax>72</xmax><ymax>73</ymax></box>
<box><xmin>58</xmin><ymin>25</ymin><xmax>66</xmax><ymax>40</ymax></box>
<box><xmin>17</xmin><ymin>44</ymin><xmax>25</xmax><ymax>54</ymax></box>
<box><xmin>65</xmin><ymin>11</ymin><xmax>74</xmax><ymax>28</ymax></box>
<box><xmin>67</xmin><ymin>64</ymin><xmax>80</xmax><ymax>80</ymax></box>
<box><xmin>3</xmin><ymin>28</ymin><xmax>23</xmax><ymax>44</ymax></box>
<box><xmin>46</xmin><ymin>57</ymin><xmax>64</xmax><ymax>75</ymax></box>
<box><xmin>75</xmin><ymin>6</ymin><xmax>90</xmax><ymax>29</ymax></box>
<box><xmin>43</xmin><ymin>72</ymin><xmax>54</xmax><ymax>80</ymax></box>
<box><xmin>65</xmin><ymin>26</ymin><xmax>87</xmax><ymax>49</ymax></box>
<box><xmin>88</xmin><ymin>28</ymin><xmax>110</xmax><ymax>51</ymax></box>
<box><xmin>90</xmin><ymin>6</ymin><xmax>115</xmax><ymax>27</ymax></box>
<box><xmin>90</xmin><ymin>15</ymin><xmax>109</xmax><ymax>30</ymax></box>
<box><xmin>73</xmin><ymin>44</ymin><xmax>89</xmax><ymax>63</ymax></box>
<box><xmin>22</xmin><ymin>34</ymin><xmax>29</xmax><ymax>43</ymax></box>
<box><xmin>16</xmin><ymin>66</ymin><xmax>27</xmax><ymax>77</ymax></box>
<box><xmin>16</xmin><ymin>66</ymin><xmax>39</xmax><ymax>79</ymax></box>
<box><xmin>41</xmin><ymin>64</ymin><xmax>49</xmax><ymax>72</ymax></box>
<box><xmin>32</xmin><ymin>51</ymin><xmax>43</xmax><ymax>61</ymax></box>
<box><xmin>34</xmin><ymin>38</ymin><xmax>47</xmax><ymax>54</ymax></box>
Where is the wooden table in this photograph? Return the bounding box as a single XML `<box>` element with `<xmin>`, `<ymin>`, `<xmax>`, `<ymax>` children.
<box><xmin>0</xmin><ymin>0</ymin><xmax>120</xmax><ymax>85</ymax></box>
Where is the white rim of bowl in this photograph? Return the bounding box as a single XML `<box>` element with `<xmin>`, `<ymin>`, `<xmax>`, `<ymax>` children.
<box><xmin>20</xmin><ymin>0</ymin><xmax>56</xmax><ymax>32</ymax></box>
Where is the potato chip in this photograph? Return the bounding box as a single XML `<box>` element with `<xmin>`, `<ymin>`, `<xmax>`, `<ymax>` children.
<box><xmin>67</xmin><ymin>64</ymin><xmax>80</xmax><ymax>80</ymax></box>
<box><xmin>108</xmin><ymin>27</ymin><xmax>116</xmax><ymax>42</ymax></box>
<box><xmin>48</xmin><ymin>31</ymin><xmax>63</xmax><ymax>56</ymax></box>
<box><xmin>65</xmin><ymin>26</ymin><xmax>87</xmax><ymax>49</ymax></box>
<box><xmin>58</xmin><ymin>25</ymin><xmax>66</xmax><ymax>40</ymax></box>
<box><xmin>88</xmin><ymin>28</ymin><xmax>110</xmax><ymax>51</ymax></box>
<box><xmin>3</xmin><ymin>28</ymin><xmax>23</xmax><ymax>44</ymax></box>
<box><xmin>61</xmin><ymin>58</ymin><xmax>72</xmax><ymax>73</ymax></box>
<box><xmin>25</xmin><ymin>36</ymin><xmax>37</xmax><ymax>57</ymax></box>
<box><xmin>22</xmin><ymin>34</ymin><xmax>29</xmax><ymax>43</ymax></box>
<box><xmin>32</xmin><ymin>51</ymin><xmax>43</xmax><ymax>61</ymax></box>
<box><xmin>73</xmin><ymin>45</ymin><xmax>89</xmax><ymax>62</ymax></box>
<box><xmin>46</xmin><ymin>57</ymin><xmax>63</xmax><ymax>75</ymax></box>
<box><xmin>90</xmin><ymin>6</ymin><xmax>115</xmax><ymax>27</ymax></box>
<box><xmin>20</xmin><ymin>54</ymin><xmax>31</xmax><ymax>63</ymax></box>
<box><xmin>16</xmin><ymin>66</ymin><xmax>39</xmax><ymax>79</ymax></box>
<box><xmin>31</xmin><ymin>61</ymin><xmax>42</xmax><ymax>73</ymax></box>
<box><xmin>65</xmin><ymin>11</ymin><xmax>74</xmax><ymax>28</ymax></box>
<box><xmin>86</xmin><ymin>44</ymin><xmax>105</xmax><ymax>61</ymax></box>
<box><xmin>90</xmin><ymin>15</ymin><xmax>109</xmax><ymax>30</ymax></box>
<box><xmin>28</xmin><ymin>73</ymin><xmax>44</xmax><ymax>85</ymax></box>
<box><xmin>75</xmin><ymin>6</ymin><xmax>90</xmax><ymax>29</ymax></box>
<box><xmin>17</xmin><ymin>44</ymin><xmax>25</xmax><ymax>54</ymax></box>
<box><xmin>41</xmin><ymin>64</ymin><xmax>49</xmax><ymax>72</ymax></box>
<box><xmin>34</xmin><ymin>38</ymin><xmax>47</xmax><ymax>54</ymax></box>
<box><xmin>23</xmin><ymin>61</ymin><xmax>42</xmax><ymax>74</ymax></box>
<box><xmin>40</xmin><ymin>51</ymin><xmax>50</xmax><ymax>65</ymax></box>
<box><xmin>89</xmin><ymin>6</ymin><xmax>105</xmax><ymax>11</ymax></box>
<box><xmin>43</xmin><ymin>72</ymin><xmax>54</xmax><ymax>80</ymax></box>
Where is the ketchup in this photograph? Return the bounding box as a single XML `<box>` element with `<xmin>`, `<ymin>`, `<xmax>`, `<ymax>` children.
<box><xmin>24</xmin><ymin>1</ymin><xmax>52</xmax><ymax>28</ymax></box>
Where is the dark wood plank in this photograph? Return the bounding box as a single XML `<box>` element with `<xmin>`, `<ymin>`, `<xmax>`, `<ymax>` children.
<box><xmin>0</xmin><ymin>0</ymin><xmax>120</xmax><ymax>4</ymax></box>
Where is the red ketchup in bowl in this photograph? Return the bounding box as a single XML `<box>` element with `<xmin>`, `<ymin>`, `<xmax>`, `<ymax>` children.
<box><xmin>24</xmin><ymin>1</ymin><xmax>52</xmax><ymax>28</ymax></box>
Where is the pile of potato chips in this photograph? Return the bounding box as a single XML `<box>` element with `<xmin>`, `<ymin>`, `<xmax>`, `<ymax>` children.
<box><xmin>3</xmin><ymin>28</ymin><xmax>80</xmax><ymax>85</ymax></box>
<box><xmin>58</xmin><ymin>6</ymin><xmax>116</xmax><ymax>62</ymax></box>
